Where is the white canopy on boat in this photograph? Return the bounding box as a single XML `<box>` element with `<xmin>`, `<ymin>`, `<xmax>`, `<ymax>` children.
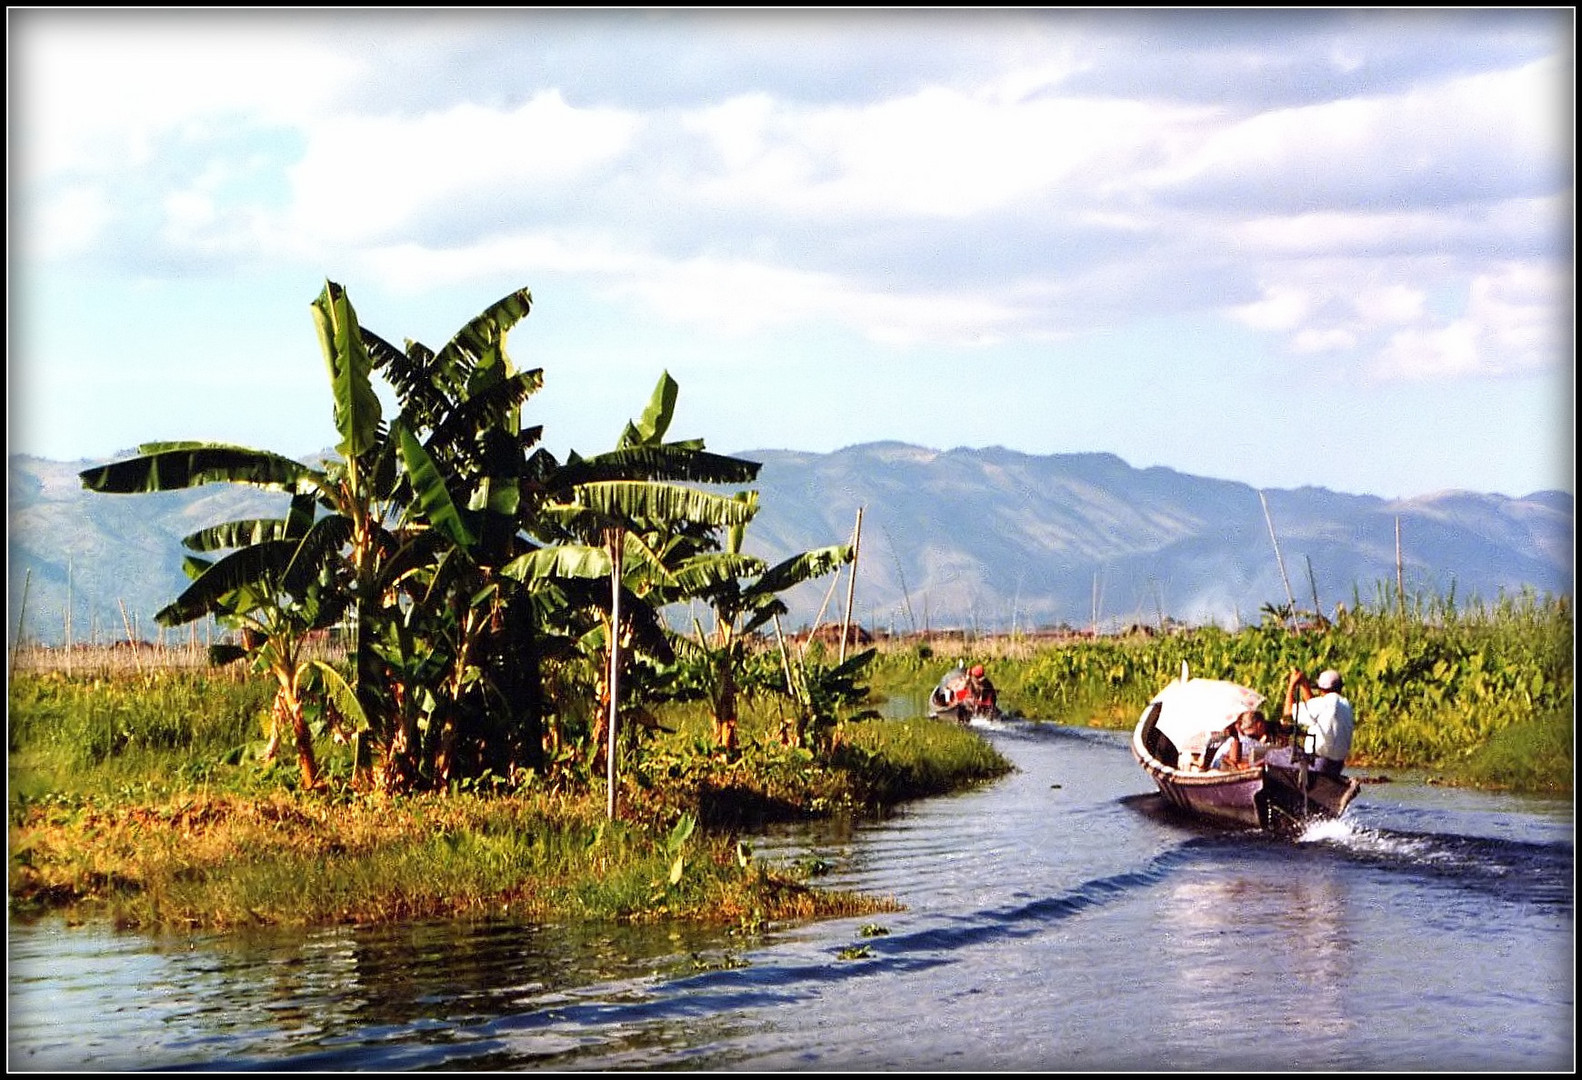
<box><xmin>1148</xmin><ymin>676</ymin><xmax>1266</xmax><ymax>750</ymax></box>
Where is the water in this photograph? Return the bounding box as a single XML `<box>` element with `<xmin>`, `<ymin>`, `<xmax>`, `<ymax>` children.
<box><xmin>8</xmin><ymin>721</ymin><xmax>1574</xmax><ymax>1071</ymax></box>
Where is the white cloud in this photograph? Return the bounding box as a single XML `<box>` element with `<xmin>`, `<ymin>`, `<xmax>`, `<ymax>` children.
<box><xmin>1353</xmin><ymin>284</ymin><xmax>1425</xmax><ymax>326</ymax></box>
<box><xmin>19</xmin><ymin>17</ymin><xmax>353</xmax><ymax>182</ymax></box>
<box><xmin>683</xmin><ymin>84</ymin><xmax>1206</xmax><ymax>218</ymax></box>
<box><xmin>1146</xmin><ymin>55</ymin><xmax>1565</xmax><ymax>206</ymax></box>
<box><xmin>1226</xmin><ymin>255</ymin><xmax>1561</xmax><ymax>378</ymax></box>
<box><xmin>1372</xmin><ymin>320</ymin><xmax>1483</xmax><ymax>380</ymax></box>
<box><xmin>1291</xmin><ymin>327</ymin><xmax>1357</xmax><ymax>354</ymax></box>
<box><xmin>30</xmin><ymin>185</ymin><xmax>114</xmax><ymax>259</ymax></box>
<box><xmin>358</xmin><ymin>232</ymin><xmax>1021</xmax><ymax>347</ymax></box>
<box><xmin>1227</xmin><ymin>286</ymin><xmax>1311</xmax><ymax>332</ymax></box>
<box><xmin>1366</xmin><ymin>262</ymin><xmax>1563</xmax><ymax>380</ymax></box>
<box><xmin>284</xmin><ymin>91</ymin><xmax>640</xmax><ymax>248</ymax></box>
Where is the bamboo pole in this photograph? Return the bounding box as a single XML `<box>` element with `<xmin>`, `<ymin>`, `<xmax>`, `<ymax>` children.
<box><xmin>1091</xmin><ymin>569</ymin><xmax>1105</xmax><ymax>636</ymax></box>
<box><xmin>1395</xmin><ymin>516</ymin><xmax>1406</xmax><ymax>614</ymax></box>
<box><xmin>882</xmin><ymin>523</ymin><xmax>917</xmax><ymax>634</ymax></box>
<box><xmin>804</xmin><ymin>541</ymin><xmax>846</xmax><ymax>659</ymax></box>
<box><xmin>65</xmin><ymin>557</ymin><xmax>73</xmax><ymax>678</ymax></box>
<box><xmin>606</xmin><ymin>527</ymin><xmax>625</xmax><ymax>821</ymax></box>
<box><xmin>118</xmin><ymin>598</ymin><xmax>143</xmax><ymax>676</ymax></box>
<box><xmin>772</xmin><ymin>613</ymin><xmax>797</xmax><ymax>696</ymax></box>
<box><xmin>839</xmin><ymin>507</ymin><xmax>864</xmax><ymax>664</ymax></box>
<box><xmin>10</xmin><ymin>569</ymin><xmax>31</xmax><ymax>681</ymax></box>
<box><xmin>1259</xmin><ymin>491</ymin><xmax>1298</xmax><ymax>630</ymax></box>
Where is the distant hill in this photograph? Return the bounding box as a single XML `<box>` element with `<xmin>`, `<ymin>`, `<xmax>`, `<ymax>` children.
<box><xmin>7</xmin><ymin>443</ymin><xmax>1572</xmax><ymax>646</ymax></box>
<box><xmin>732</xmin><ymin>442</ymin><xmax>1572</xmax><ymax>635</ymax></box>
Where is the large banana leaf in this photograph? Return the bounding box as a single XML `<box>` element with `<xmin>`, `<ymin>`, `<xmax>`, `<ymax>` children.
<box><xmin>181</xmin><ymin>494</ymin><xmax>318</xmax><ymax>553</ymax></box>
<box><xmin>282</xmin><ymin>515</ymin><xmax>355</xmax><ymax>595</ymax></box>
<box><xmin>554</xmin><ymin>481</ymin><xmax>758</xmax><ymax>530</ymax></box>
<box><xmin>550</xmin><ymin>445</ymin><xmax>760</xmax><ymax>488</ymax></box>
<box><xmin>667</xmin><ymin>551</ymin><xmax>768</xmax><ymax>597</ymax></box>
<box><xmin>724</xmin><ymin>490</ymin><xmax>758</xmax><ymax>556</ymax></box>
<box><xmin>397</xmin><ymin>422</ymin><xmax>476</xmax><ymax>549</ymax></box>
<box><xmin>500</xmin><ymin>544</ymin><xmax>611</xmax><ymax>583</ymax></box>
<box><xmin>363</xmin><ymin>329</ymin><xmax>449</xmax><ymax>428</ymax></box>
<box><xmin>153</xmin><ymin>538</ymin><xmax>302</xmax><ymax>625</ymax></box>
<box><xmin>739</xmin><ymin>598</ymin><xmax>792</xmax><ymax>637</ymax></box>
<box><xmin>424</xmin><ymin>369</ymin><xmax>544</xmax><ymax>467</ymax></box>
<box><xmin>312</xmin><ymin>280</ymin><xmax>382</xmax><ymax>460</ymax></box>
<box><xmin>745</xmin><ymin>544</ymin><xmax>853</xmax><ymax>602</ymax></box>
<box><xmin>181</xmin><ymin>517</ymin><xmax>304</xmax><ymax>553</ymax></box>
<box><xmin>308</xmin><ymin>660</ymin><xmax>368</xmax><ymax>732</ymax></box>
<box><xmin>79</xmin><ymin>444</ymin><xmax>318</xmax><ymax>494</ymax></box>
<box><xmin>619</xmin><ymin>370</ymin><xmax>679</xmax><ymax>448</ymax></box>
<box><xmin>433</xmin><ymin>287</ymin><xmax>534</xmax><ymax>394</ymax></box>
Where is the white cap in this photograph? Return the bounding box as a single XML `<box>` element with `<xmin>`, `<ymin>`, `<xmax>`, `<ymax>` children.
<box><xmin>1316</xmin><ymin>669</ymin><xmax>1342</xmax><ymax>691</ymax></box>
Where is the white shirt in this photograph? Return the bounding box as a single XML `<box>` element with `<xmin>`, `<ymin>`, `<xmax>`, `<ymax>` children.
<box><xmin>1295</xmin><ymin>691</ymin><xmax>1354</xmax><ymax>762</ymax></box>
<box><xmin>1210</xmin><ymin>733</ymin><xmax>1265</xmax><ymax>770</ymax></box>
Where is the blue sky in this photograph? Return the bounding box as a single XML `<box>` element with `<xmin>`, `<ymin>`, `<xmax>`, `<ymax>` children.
<box><xmin>9</xmin><ymin>9</ymin><xmax>1574</xmax><ymax>500</ymax></box>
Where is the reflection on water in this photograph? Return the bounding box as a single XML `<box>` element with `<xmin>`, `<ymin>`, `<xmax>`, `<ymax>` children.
<box><xmin>1160</xmin><ymin>864</ymin><xmax>1354</xmax><ymax>1049</ymax></box>
<box><xmin>8</xmin><ymin>917</ymin><xmax>759</xmax><ymax>1071</ymax></box>
<box><xmin>7</xmin><ymin>721</ymin><xmax>1573</xmax><ymax>1072</ymax></box>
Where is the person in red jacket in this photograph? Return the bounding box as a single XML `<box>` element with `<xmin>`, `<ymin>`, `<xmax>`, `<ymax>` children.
<box><xmin>966</xmin><ymin>663</ymin><xmax>997</xmax><ymax>711</ymax></box>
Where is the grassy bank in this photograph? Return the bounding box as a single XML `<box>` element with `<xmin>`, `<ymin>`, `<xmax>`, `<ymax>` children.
<box><xmin>8</xmin><ymin>663</ymin><xmax>1010</xmax><ymax>931</ymax></box>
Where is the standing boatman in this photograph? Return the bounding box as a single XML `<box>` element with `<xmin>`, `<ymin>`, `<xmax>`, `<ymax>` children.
<box><xmin>1282</xmin><ymin>667</ymin><xmax>1355</xmax><ymax>779</ymax></box>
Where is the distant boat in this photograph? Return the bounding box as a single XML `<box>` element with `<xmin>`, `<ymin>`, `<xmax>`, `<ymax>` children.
<box><xmin>928</xmin><ymin>665</ymin><xmax>1003</xmax><ymax>725</ymax></box>
<box><xmin>1131</xmin><ymin>663</ymin><xmax>1360</xmax><ymax>831</ymax></box>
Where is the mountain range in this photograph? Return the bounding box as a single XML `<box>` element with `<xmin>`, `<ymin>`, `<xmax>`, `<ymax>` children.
<box><xmin>8</xmin><ymin>443</ymin><xmax>1573</xmax><ymax>647</ymax></box>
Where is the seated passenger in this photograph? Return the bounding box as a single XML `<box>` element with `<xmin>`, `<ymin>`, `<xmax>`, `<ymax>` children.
<box><xmin>1209</xmin><ymin>710</ymin><xmax>1270</xmax><ymax>770</ymax></box>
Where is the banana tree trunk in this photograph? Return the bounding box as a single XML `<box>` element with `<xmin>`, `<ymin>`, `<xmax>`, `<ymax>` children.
<box><xmin>273</xmin><ymin>677</ymin><xmax>319</xmax><ymax>790</ymax></box>
<box><xmin>713</xmin><ymin>646</ymin><xmax>739</xmax><ymax>752</ymax></box>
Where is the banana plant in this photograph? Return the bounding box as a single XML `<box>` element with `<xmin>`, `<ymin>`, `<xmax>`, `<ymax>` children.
<box><xmin>174</xmin><ymin>493</ymin><xmax>357</xmax><ymax>788</ymax></box>
<box><xmin>78</xmin><ymin>281</ymin><xmax>546</xmax><ymax>792</ymax></box>
<box><xmin>513</xmin><ymin>372</ymin><xmax>760</xmax><ymax>816</ymax></box>
<box><xmin>666</xmin><ymin>491</ymin><xmax>855</xmax><ymax>751</ymax></box>
<box><xmin>356</xmin><ymin>287</ymin><xmax>557</xmax><ymax>787</ymax></box>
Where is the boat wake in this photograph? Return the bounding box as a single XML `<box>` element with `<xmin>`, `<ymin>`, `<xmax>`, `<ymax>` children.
<box><xmin>1294</xmin><ymin>815</ymin><xmax>1573</xmax><ymax>911</ymax></box>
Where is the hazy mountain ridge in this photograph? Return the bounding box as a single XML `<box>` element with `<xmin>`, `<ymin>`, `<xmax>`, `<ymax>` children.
<box><xmin>7</xmin><ymin>444</ymin><xmax>1572</xmax><ymax>645</ymax></box>
<box><xmin>729</xmin><ymin>442</ymin><xmax>1572</xmax><ymax>634</ymax></box>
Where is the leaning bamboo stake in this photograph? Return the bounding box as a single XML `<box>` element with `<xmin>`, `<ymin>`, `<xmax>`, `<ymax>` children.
<box><xmin>1259</xmin><ymin>491</ymin><xmax>1298</xmax><ymax>631</ymax></box>
<box><xmin>10</xmin><ymin>569</ymin><xmax>31</xmax><ymax>681</ymax></box>
<box><xmin>772</xmin><ymin>613</ymin><xmax>797</xmax><ymax>696</ymax></box>
<box><xmin>1306</xmin><ymin>554</ymin><xmax>1323</xmax><ymax>623</ymax></box>
<box><xmin>839</xmin><ymin>506</ymin><xmax>864</xmax><ymax>664</ymax></box>
<box><xmin>118</xmin><ymin>598</ymin><xmax>143</xmax><ymax>677</ymax></box>
<box><xmin>804</xmin><ymin>555</ymin><xmax>844</xmax><ymax>659</ymax></box>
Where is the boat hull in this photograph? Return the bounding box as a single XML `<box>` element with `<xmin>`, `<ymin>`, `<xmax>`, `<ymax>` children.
<box><xmin>929</xmin><ymin>686</ymin><xmax>1001</xmax><ymax>724</ymax></box>
<box><xmin>928</xmin><ymin>671</ymin><xmax>1001</xmax><ymax>724</ymax></box>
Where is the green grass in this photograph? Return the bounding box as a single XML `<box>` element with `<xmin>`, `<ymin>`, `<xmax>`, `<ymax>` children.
<box><xmin>8</xmin><ymin>666</ymin><xmax>994</xmax><ymax>931</ymax></box>
<box><xmin>1438</xmin><ymin>708</ymin><xmax>1573</xmax><ymax>794</ymax></box>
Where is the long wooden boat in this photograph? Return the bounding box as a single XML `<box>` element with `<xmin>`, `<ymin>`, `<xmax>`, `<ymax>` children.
<box><xmin>928</xmin><ymin>666</ymin><xmax>1003</xmax><ymax>725</ymax></box>
<box><xmin>1131</xmin><ymin>664</ymin><xmax>1360</xmax><ymax>831</ymax></box>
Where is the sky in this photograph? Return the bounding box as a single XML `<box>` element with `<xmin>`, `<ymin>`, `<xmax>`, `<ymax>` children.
<box><xmin>8</xmin><ymin>8</ymin><xmax>1575</xmax><ymax>501</ymax></box>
